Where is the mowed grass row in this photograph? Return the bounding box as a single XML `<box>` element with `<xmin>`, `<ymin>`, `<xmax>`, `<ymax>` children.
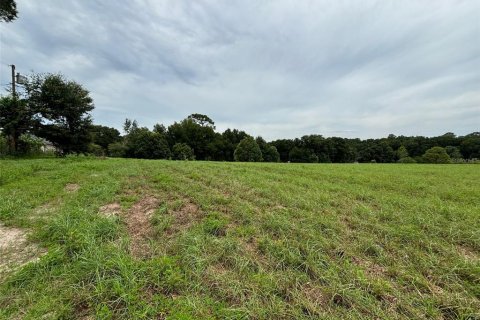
<box><xmin>0</xmin><ymin>158</ymin><xmax>478</xmax><ymax>319</ymax></box>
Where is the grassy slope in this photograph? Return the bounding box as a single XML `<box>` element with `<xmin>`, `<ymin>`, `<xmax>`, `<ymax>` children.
<box><xmin>0</xmin><ymin>158</ymin><xmax>478</xmax><ymax>319</ymax></box>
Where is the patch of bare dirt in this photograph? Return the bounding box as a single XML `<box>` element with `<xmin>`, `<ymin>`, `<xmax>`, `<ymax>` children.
<box><xmin>0</xmin><ymin>223</ymin><xmax>45</xmax><ymax>278</ymax></box>
<box><xmin>299</xmin><ymin>283</ymin><xmax>329</xmax><ymax>314</ymax></box>
<box><xmin>125</xmin><ymin>196</ymin><xmax>160</xmax><ymax>257</ymax></box>
<box><xmin>165</xmin><ymin>200</ymin><xmax>201</xmax><ymax>235</ymax></box>
<box><xmin>99</xmin><ymin>202</ymin><xmax>122</xmax><ymax>217</ymax></box>
<box><xmin>243</xmin><ymin>238</ymin><xmax>269</xmax><ymax>267</ymax></box>
<box><xmin>457</xmin><ymin>245</ymin><xmax>479</xmax><ymax>262</ymax></box>
<box><xmin>351</xmin><ymin>256</ymin><xmax>387</xmax><ymax>277</ymax></box>
<box><xmin>65</xmin><ymin>183</ymin><xmax>80</xmax><ymax>192</ymax></box>
<box><xmin>29</xmin><ymin>200</ymin><xmax>60</xmax><ymax>221</ymax></box>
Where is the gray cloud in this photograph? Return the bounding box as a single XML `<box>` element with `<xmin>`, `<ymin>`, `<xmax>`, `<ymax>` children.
<box><xmin>1</xmin><ymin>0</ymin><xmax>479</xmax><ymax>140</ymax></box>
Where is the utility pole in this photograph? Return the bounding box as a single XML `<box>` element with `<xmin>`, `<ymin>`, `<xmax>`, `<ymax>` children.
<box><xmin>11</xmin><ymin>64</ymin><xmax>16</xmax><ymax>97</ymax></box>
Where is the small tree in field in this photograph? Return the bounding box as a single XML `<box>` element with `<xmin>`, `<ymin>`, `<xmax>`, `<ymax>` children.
<box><xmin>422</xmin><ymin>147</ymin><xmax>451</xmax><ymax>163</ymax></box>
<box><xmin>262</xmin><ymin>145</ymin><xmax>280</xmax><ymax>162</ymax></box>
<box><xmin>172</xmin><ymin>143</ymin><xmax>195</xmax><ymax>160</ymax></box>
<box><xmin>234</xmin><ymin>137</ymin><xmax>262</xmax><ymax>162</ymax></box>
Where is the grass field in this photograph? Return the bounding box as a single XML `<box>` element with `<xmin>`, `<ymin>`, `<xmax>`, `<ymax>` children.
<box><xmin>0</xmin><ymin>158</ymin><xmax>479</xmax><ymax>319</ymax></box>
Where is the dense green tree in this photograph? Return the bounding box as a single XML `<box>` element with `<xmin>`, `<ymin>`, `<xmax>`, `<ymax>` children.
<box><xmin>25</xmin><ymin>73</ymin><xmax>94</xmax><ymax>154</ymax></box>
<box><xmin>123</xmin><ymin>118</ymin><xmax>138</xmax><ymax>134</ymax></box>
<box><xmin>445</xmin><ymin>146</ymin><xmax>462</xmax><ymax>160</ymax></box>
<box><xmin>358</xmin><ymin>140</ymin><xmax>395</xmax><ymax>163</ymax></box>
<box><xmin>89</xmin><ymin>125</ymin><xmax>121</xmax><ymax>152</ymax></box>
<box><xmin>234</xmin><ymin>137</ymin><xmax>262</xmax><ymax>162</ymax></box>
<box><xmin>0</xmin><ymin>0</ymin><xmax>17</xmax><ymax>22</ymax></box>
<box><xmin>0</xmin><ymin>96</ymin><xmax>34</xmax><ymax>154</ymax></box>
<box><xmin>108</xmin><ymin>142</ymin><xmax>127</xmax><ymax>158</ymax></box>
<box><xmin>396</xmin><ymin>145</ymin><xmax>409</xmax><ymax>160</ymax></box>
<box><xmin>398</xmin><ymin>157</ymin><xmax>416</xmax><ymax>163</ymax></box>
<box><xmin>125</xmin><ymin>127</ymin><xmax>170</xmax><ymax>159</ymax></box>
<box><xmin>167</xmin><ymin>115</ymin><xmax>216</xmax><ymax>160</ymax></box>
<box><xmin>422</xmin><ymin>147</ymin><xmax>451</xmax><ymax>164</ymax></box>
<box><xmin>271</xmin><ymin>139</ymin><xmax>295</xmax><ymax>162</ymax></box>
<box><xmin>221</xmin><ymin>129</ymin><xmax>249</xmax><ymax>161</ymax></box>
<box><xmin>188</xmin><ymin>113</ymin><xmax>215</xmax><ymax>128</ymax></box>
<box><xmin>262</xmin><ymin>145</ymin><xmax>280</xmax><ymax>162</ymax></box>
<box><xmin>289</xmin><ymin>147</ymin><xmax>318</xmax><ymax>163</ymax></box>
<box><xmin>460</xmin><ymin>133</ymin><xmax>480</xmax><ymax>159</ymax></box>
<box><xmin>172</xmin><ymin>143</ymin><xmax>195</xmax><ymax>160</ymax></box>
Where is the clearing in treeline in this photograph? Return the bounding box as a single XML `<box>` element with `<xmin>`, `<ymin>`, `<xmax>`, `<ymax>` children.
<box><xmin>0</xmin><ymin>158</ymin><xmax>479</xmax><ymax>319</ymax></box>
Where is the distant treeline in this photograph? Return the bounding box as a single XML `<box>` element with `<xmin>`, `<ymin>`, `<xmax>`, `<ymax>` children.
<box><xmin>90</xmin><ymin>116</ymin><xmax>479</xmax><ymax>164</ymax></box>
<box><xmin>1</xmin><ymin>73</ymin><xmax>479</xmax><ymax>163</ymax></box>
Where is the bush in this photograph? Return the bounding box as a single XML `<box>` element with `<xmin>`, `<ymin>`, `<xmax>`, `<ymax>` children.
<box><xmin>18</xmin><ymin>134</ymin><xmax>44</xmax><ymax>156</ymax></box>
<box><xmin>398</xmin><ymin>156</ymin><xmax>416</xmax><ymax>163</ymax></box>
<box><xmin>87</xmin><ymin>143</ymin><xmax>104</xmax><ymax>156</ymax></box>
<box><xmin>422</xmin><ymin>147</ymin><xmax>451</xmax><ymax>164</ymax></box>
<box><xmin>172</xmin><ymin>143</ymin><xmax>195</xmax><ymax>160</ymax></box>
<box><xmin>125</xmin><ymin>128</ymin><xmax>171</xmax><ymax>159</ymax></box>
<box><xmin>0</xmin><ymin>134</ymin><xmax>8</xmax><ymax>157</ymax></box>
<box><xmin>289</xmin><ymin>147</ymin><xmax>318</xmax><ymax>163</ymax></box>
<box><xmin>108</xmin><ymin>142</ymin><xmax>127</xmax><ymax>158</ymax></box>
<box><xmin>234</xmin><ymin>137</ymin><xmax>262</xmax><ymax>162</ymax></box>
<box><xmin>262</xmin><ymin>145</ymin><xmax>280</xmax><ymax>162</ymax></box>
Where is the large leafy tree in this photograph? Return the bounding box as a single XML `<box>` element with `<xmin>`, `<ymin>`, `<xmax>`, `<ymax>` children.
<box><xmin>167</xmin><ymin>114</ymin><xmax>216</xmax><ymax>160</ymax></box>
<box><xmin>125</xmin><ymin>127</ymin><xmax>170</xmax><ymax>159</ymax></box>
<box><xmin>422</xmin><ymin>147</ymin><xmax>451</xmax><ymax>164</ymax></box>
<box><xmin>0</xmin><ymin>96</ymin><xmax>34</xmax><ymax>153</ymax></box>
<box><xmin>89</xmin><ymin>125</ymin><xmax>121</xmax><ymax>151</ymax></box>
<box><xmin>460</xmin><ymin>133</ymin><xmax>480</xmax><ymax>159</ymax></box>
<box><xmin>25</xmin><ymin>73</ymin><xmax>94</xmax><ymax>154</ymax></box>
<box><xmin>234</xmin><ymin>137</ymin><xmax>262</xmax><ymax>162</ymax></box>
<box><xmin>0</xmin><ymin>0</ymin><xmax>17</xmax><ymax>22</ymax></box>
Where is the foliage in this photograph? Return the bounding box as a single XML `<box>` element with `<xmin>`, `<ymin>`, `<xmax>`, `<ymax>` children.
<box><xmin>234</xmin><ymin>137</ymin><xmax>262</xmax><ymax>162</ymax></box>
<box><xmin>167</xmin><ymin>114</ymin><xmax>216</xmax><ymax>160</ymax></box>
<box><xmin>422</xmin><ymin>147</ymin><xmax>451</xmax><ymax>164</ymax></box>
<box><xmin>262</xmin><ymin>145</ymin><xmax>280</xmax><ymax>162</ymax></box>
<box><xmin>0</xmin><ymin>0</ymin><xmax>17</xmax><ymax>22</ymax></box>
<box><xmin>396</xmin><ymin>145</ymin><xmax>409</xmax><ymax>160</ymax></box>
<box><xmin>0</xmin><ymin>96</ymin><xmax>35</xmax><ymax>154</ymax></box>
<box><xmin>187</xmin><ymin>113</ymin><xmax>215</xmax><ymax>129</ymax></box>
<box><xmin>289</xmin><ymin>147</ymin><xmax>318</xmax><ymax>163</ymax></box>
<box><xmin>89</xmin><ymin>125</ymin><xmax>121</xmax><ymax>152</ymax></box>
<box><xmin>18</xmin><ymin>133</ymin><xmax>44</xmax><ymax>155</ymax></box>
<box><xmin>445</xmin><ymin>146</ymin><xmax>462</xmax><ymax>159</ymax></box>
<box><xmin>87</xmin><ymin>143</ymin><xmax>104</xmax><ymax>156</ymax></box>
<box><xmin>397</xmin><ymin>156</ymin><xmax>416</xmax><ymax>163</ymax></box>
<box><xmin>125</xmin><ymin>127</ymin><xmax>170</xmax><ymax>159</ymax></box>
<box><xmin>24</xmin><ymin>73</ymin><xmax>94</xmax><ymax>155</ymax></box>
<box><xmin>460</xmin><ymin>133</ymin><xmax>480</xmax><ymax>159</ymax></box>
<box><xmin>172</xmin><ymin>143</ymin><xmax>195</xmax><ymax>160</ymax></box>
<box><xmin>0</xmin><ymin>133</ymin><xmax>8</xmax><ymax>156</ymax></box>
<box><xmin>108</xmin><ymin>142</ymin><xmax>127</xmax><ymax>158</ymax></box>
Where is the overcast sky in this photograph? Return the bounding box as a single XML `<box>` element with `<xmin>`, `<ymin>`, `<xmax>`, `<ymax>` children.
<box><xmin>1</xmin><ymin>0</ymin><xmax>479</xmax><ymax>140</ymax></box>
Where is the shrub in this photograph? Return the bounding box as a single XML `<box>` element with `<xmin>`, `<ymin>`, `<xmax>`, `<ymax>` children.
<box><xmin>422</xmin><ymin>147</ymin><xmax>451</xmax><ymax>164</ymax></box>
<box><xmin>108</xmin><ymin>142</ymin><xmax>127</xmax><ymax>158</ymax></box>
<box><xmin>262</xmin><ymin>145</ymin><xmax>280</xmax><ymax>162</ymax></box>
<box><xmin>234</xmin><ymin>137</ymin><xmax>262</xmax><ymax>162</ymax></box>
<box><xmin>172</xmin><ymin>143</ymin><xmax>195</xmax><ymax>160</ymax></box>
<box><xmin>289</xmin><ymin>147</ymin><xmax>318</xmax><ymax>163</ymax></box>
<box><xmin>398</xmin><ymin>156</ymin><xmax>416</xmax><ymax>163</ymax></box>
<box><xmin>87</xmin><ymin>143</ymin><xmax>104</xmax><ymax>156</ymax></box>
<box><xmin>0</xmin><ymin>134</ymin><xmax>8</xmax><ymax>157</ymax></box>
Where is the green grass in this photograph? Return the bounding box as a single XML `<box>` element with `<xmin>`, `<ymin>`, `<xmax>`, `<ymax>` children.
<box><xmin>0</xmin><ymin>158</ymin><xmax>479</xmax><ymax>319</ymax></box>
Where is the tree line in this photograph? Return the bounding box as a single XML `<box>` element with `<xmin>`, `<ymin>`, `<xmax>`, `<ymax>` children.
<box><xmin>1</xmin><ymin>73</ymin><xmax>479</xmax><ymax>163</ymax></box>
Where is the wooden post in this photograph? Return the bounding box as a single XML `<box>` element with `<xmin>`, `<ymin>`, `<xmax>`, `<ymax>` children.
<box><xmin>11</xmin><ymin>64</ymin><xmax>16</xmax><ymax>97</ymax></box>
